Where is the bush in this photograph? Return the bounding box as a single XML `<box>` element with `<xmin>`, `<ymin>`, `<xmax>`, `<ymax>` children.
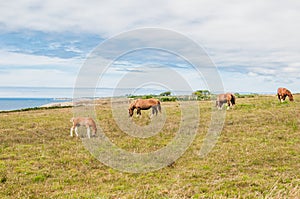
<box><xmin>234</xmin><ymin>93</ymin><xmax>258</xmax><ymax>98</ymax></box>
<box><xmin>193</xmin><ymin>90</ymin><xmax>211</xmax><ymax>100</ymax></box>
<box><xmin>159</xmin><ymin>97</ymin><xmax>177</xmax><ymax>102</ymax></box>
<box><xmin>159</xmin><ymin>91</ymin><xmax>171</xmax><ymax>96</ymax></box>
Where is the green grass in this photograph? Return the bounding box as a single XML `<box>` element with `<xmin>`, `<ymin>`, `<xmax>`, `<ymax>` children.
<box><xmin>1</xmin><ymin>95</ymin><xmax>300</xmax><ymax>198</ymax></box>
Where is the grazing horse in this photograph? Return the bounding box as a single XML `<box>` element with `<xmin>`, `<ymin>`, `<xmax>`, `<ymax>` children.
<box><xmin>216</xmin><ymin>93</ymin><xmax>236</xmax><ymax>110</ymax></box>
<box><xmin>128</xmin><ymin>98</ymin><xmax>161</xmax><ymax>117</ymax></box>
<box><xmin>277</xmin><ymin>87</ymin><xmax>294</xmax><ymax>102</ymax></box>
<box><xmin>70</xmin><ymin>117</ymin><xmax>97</xmax><ymax>138</ymax></box>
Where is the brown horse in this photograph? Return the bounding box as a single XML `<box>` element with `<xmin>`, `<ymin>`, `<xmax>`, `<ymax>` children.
<box><xmin>277</xmin><ymin>87</ymin><xmax>293</xmax><ymax>102</ymax></box>
<box><xmin>128</xmin><ymin>98</ymin><xmax>161</xmax><ymax>117</ymax></box>
<box><xmin>216</xmin><ymin>93</ymin><xmax>236</xmax><ymax>110</ymax></box>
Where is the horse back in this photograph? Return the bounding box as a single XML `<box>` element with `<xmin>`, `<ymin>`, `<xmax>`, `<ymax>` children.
<box><xmin>217</xmin><ymin>94</ymin><xmax>228</xmax><ymax>102</ymax></box>
<box><xmin>136</xmin><ymin>98</ymin><xmax>160</xmax><ymax>109</ymax></box>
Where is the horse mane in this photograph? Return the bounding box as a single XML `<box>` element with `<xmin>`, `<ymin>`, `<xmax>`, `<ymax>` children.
<box><xmin>129</xmin><ymin>99</ymin><xmax>137</xmax><ymax>109</ymax></box>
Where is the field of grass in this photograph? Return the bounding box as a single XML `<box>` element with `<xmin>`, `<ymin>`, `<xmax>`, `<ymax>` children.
<box><xmin>1</xmin><ymin>95</ymin><xmax>300</xmax><ymax>198</ymax></box>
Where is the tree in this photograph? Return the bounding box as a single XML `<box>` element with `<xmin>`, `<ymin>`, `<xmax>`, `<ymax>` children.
<box><xmin>192</xmin><ymin>90</ymin><xmax>211</xmax><ymax>100</ymax></box>
<box><xmin>159</xmin><ymin>91</ymin><xmax>171</xmax><ymax>96</ymax></box>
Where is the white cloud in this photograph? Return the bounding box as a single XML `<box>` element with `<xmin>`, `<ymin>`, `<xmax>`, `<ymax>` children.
<box><xmin>0</xmin><ymin>69</ymin><xmax>76</xmax><ymax>87</ymax></box>
<box><xmin>0</xmin><ymin>0</ymin><xmax>300</xmax><ymax>92</ymax></box>
<box><xmin>0</xmin><ymin>50</ymin><xmax>82</xmax><ymax>68</ymax></box>
<box><xmin>0</xmin><ymin>50</ymin><xmax>83</xmax><ymax>87</ymax></box>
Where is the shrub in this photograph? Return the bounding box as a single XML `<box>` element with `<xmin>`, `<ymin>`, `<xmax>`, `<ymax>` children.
<box><xmin>192</xmin><ymin>90</ymin><xmax>211</xmax><ymax>100</ymax></box>
<box><xmin>159</xmin><ymin>97</ymin><xmax>177</xmax><ymax>102</ymax></box>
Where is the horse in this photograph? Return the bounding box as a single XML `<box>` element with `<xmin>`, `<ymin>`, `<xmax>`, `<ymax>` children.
<box><xmin>128</xmin><ymin>98</ymin><xmax>161</xmax><ymax>117</ymax></box>
<box><xmin>216</xmin><ymin>93</ymin><xmax>236</xmax><ymax>110</ymax></box>
<box><xmin>70</xmin><ymin>117</ymin><xmax>97</xmax><ymax>138</ymax></box>
<box><xmin>277</xmin><ymin>87</ymin><xmax>294</xmax><ymax>102</ymax></box>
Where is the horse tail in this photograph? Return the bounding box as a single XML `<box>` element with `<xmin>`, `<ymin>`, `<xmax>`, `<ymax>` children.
<box><xmin>157</xmin><ymin>100</ymin><xmax>162</xmax><ymax>113</ymax></box>
<box><xmin>230</xmin><ymin>94</ymin><xmax>236</xmax><ymax>105</ymax></box>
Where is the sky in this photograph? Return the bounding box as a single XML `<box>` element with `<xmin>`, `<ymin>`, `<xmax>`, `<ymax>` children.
<box><xmin>0</xmin><ymin>0</ymin><xmax>300</xmax><ymax>95</ymax></box>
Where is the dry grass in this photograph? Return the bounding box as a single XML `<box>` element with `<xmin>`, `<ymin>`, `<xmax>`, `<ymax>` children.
<box><xmin>0</xmin><ymin>95</ymin><xmax>300</xmax><ymax>198</ymax></box>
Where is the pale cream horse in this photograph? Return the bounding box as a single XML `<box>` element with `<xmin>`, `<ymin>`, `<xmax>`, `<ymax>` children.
<box><xmin>70</xmin><ymin>117</ymin><xmax>97</xmax><ymax>138</ymax></box>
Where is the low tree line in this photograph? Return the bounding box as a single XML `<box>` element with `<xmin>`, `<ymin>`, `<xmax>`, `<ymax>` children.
<box><xmin>127</xmin><ymin>90</ymin><xmax>257</xmax><ymax>102</ymax></box>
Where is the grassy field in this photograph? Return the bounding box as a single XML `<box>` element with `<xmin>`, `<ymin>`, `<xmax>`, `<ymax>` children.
<box><xmin>1</xmin><ymin>95</ymin><xmax>300</xmax><ymax>198</ymax></box>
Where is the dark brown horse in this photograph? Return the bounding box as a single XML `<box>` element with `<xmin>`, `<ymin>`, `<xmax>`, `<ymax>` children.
<box><xmin>128</xmin><ymin>98</ymin><xmax>161</xmax><ymax>117</ymax></box>
<box><xmin>277</xmin><ymin>87</ymin><xmax>293</xmax><ymax>102</ymax></box>
<box><xmin>216</xmin><ymin>93</ymin><xmax>236</xmax><ymax>110</ymax></box>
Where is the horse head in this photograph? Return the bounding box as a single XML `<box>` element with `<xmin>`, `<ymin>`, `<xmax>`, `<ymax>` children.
<box><xmin>128</xmin><ymin>107</ymin><xmax>134</xmax><ymax>117</ymax></box>
<box><xmin>288</xmin><ymin>93</ymin><xmax>294</xmax><ymax>101</ymax></box>
<box><xmin>128</xmin><ymin>100</ymin><xmax>136</xmax><ymax>117</ymax></box>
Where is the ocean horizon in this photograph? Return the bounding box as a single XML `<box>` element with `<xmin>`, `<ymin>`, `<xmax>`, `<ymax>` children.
<box><xmin>0</xmin><ymin>86</ymin><xmax>275</xmax><ymax>111</ymax></box>
<box><xmin>0</xmin><ymin>86</ymin><xmax>182</xmax><ymax>111</ymax></box>
<box><xmin>0</xmin><ymin>98</ymin><xmax>71</xmax><ymax>111</ymax></box>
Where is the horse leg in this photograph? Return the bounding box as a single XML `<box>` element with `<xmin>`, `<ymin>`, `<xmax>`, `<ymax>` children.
<box><xmin>153</xmin><ymin>106</ymin><xmax>158</xmax><ymax>115</ymax></box>
<box><xmin>220</xmin><ymin>102</ymin><xmax>225</xmax><ymax>110</ymax></box>
<box><xmin>86</xmin><ymin>125</ymin><xmax>91</xmax><ymax>139</ymax></box>
<box><xmin>227</xmin><ymin>101</ymin><xmax>230</xmax><ymax>110</ymax></box>
<box><xmin>218</xmin><ymin>102</ymin><xmax>222</xmax><ymax>110</ymax></box>
<box><xmin>151</xmin><ymin>106</ymin><xmax>157</xmax><ymax>118</ymax></box>
<box><xmin>70</xmin><ymin>126</ymin><xmax>74</xmax><ymax>137</ymax></box>
<box><xmin>226</xmin><ymin>102</ymin><xmax>230</xmax><ymax>110</ymax></box>
<box><xmin>150</xmin><ymin>107</ymin><xmax>154</xmax><ymax>118</ymax></box>
<box><xmin>279</xmin><ymin>95</ymin><xmax>284</xmax><ymax>102</ymax></box>
<box><xmin>217</xmin><ymin>102</ymin><xmax>221</xmax><ymax>110</ymax></box>
<box><xmin>75</xmin><ymin>126</ymin><xmax>79</xmax><ymax>137</ymax></box>
<box><xmin>277</xmin><ymin>94</ymin><xmax>281</xmax><ymax>102</ymax></box>
<box><xmin>216</xmin><ymin>101</ymin><xmax>219</xmax><ymax>109</ymax></box>
<box><xmin>137</xmin><ymin>108</ymin><xmax>141</xmax><ymax>118</ymax></box>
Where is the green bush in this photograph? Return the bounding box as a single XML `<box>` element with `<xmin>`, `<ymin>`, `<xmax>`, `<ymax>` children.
<box><xmin>159</xmin><ymin>97</ymin><xmax>177</xmax><ymax>102</ymax></box>
<box><xmin>193</xmin><ymin>90</ymin><xmax>211</xmax><ymax>100</ymax></box>
<box><xmin>234</xmin><ymin>93</ymin><xmax>258</xmax><ymax>98</ymax></box>
<box><xmin>159</xmin><ymin>91</ymin><xmax>171</xmax><ymax>96</ymax></box>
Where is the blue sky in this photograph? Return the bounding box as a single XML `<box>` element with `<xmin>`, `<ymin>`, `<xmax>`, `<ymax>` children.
<box><xmin>0</xmin><ymin>0</ymin><xmax>300</xmax><ymax>95</ymax></box>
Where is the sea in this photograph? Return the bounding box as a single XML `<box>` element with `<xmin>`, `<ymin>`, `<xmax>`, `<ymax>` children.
<box><xmin>0</xmin><ymin>87</ymin><xmax>70</xmax><ymax>111</ymax></box>
<box><xmin>0</xmin><ymin>87</ymin><xmax>189</xmax><ymax>111</ymax></box>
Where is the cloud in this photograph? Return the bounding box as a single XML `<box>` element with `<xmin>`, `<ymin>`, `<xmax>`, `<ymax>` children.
<box><xmin>0</xmin><ymin>0</ymin><xmax>300</xmax><ymax>92</ymax></box>
<box><xmin>0</xmin><ymin>68</ymin><xmax>76</xmax><ymax>87</ymax></box>
<box><xmin>0</xmin><ymin>49</ymin><xmax>82</xmax><ymax>68</ymax></box>
<box><xmin>0</xmin><ymin>31</ymin><xmax>102</xmax><ymax>58</ymax></box>
<box><xmin>0</xmin><ymin>49</ymin><xmax>82</xmax><ymax>87</ymax></box>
